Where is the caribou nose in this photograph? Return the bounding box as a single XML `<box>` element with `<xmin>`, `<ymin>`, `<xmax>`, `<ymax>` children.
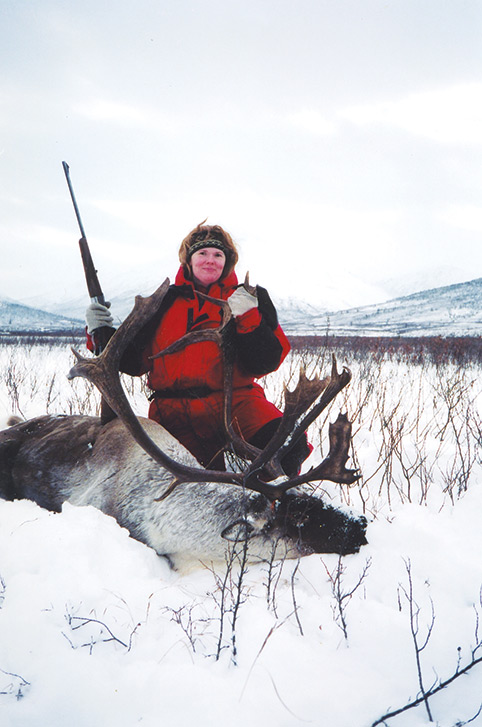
<box><xmin>339</xmin><ymin>515</ymin><xmax>368</xmax><ymax>554</ymax></box>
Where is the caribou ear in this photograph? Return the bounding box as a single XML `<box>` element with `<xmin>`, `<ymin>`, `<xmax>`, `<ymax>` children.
<box><xmin>221</xmin><ymin>519</ymin><xmax>255</xmax><ymax>542</ymax></box>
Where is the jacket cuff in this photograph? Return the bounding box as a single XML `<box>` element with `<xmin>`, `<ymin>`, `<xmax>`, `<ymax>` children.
<box><xmin>86</xmin><ymin>327</ymin><xmax>94</xmax><ymax>352</ymax></box>
<box><xmin>235</xmin><ymin>307</ymin><xmax>262</xmax><ymax>333</ymax></box>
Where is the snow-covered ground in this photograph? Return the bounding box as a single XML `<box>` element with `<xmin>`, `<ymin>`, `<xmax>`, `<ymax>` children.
<box><xmin>0</xmin><ymin>341</ymin><xmax>481</xmax><ymax>727</ymax></box>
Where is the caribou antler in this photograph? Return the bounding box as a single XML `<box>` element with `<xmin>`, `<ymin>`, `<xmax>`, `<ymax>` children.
<box><xmin>243</xmin><ymin>357</ymin><xmax>359</xmax><ymax>488</ymax></box>
<box><xmin>68</xmin><ymin>278</ymin><xmax>359</xmax><ymax>501</ymax></box>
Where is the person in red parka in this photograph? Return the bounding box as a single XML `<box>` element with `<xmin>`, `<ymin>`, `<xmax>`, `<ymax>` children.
<box><xmin>86</xmin><ymin>221</ymin><xmax>311</xmax><ymax>475</ymax></box>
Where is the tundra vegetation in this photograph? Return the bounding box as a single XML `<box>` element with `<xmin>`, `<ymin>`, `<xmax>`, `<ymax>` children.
<box><xmin>0</xmin><ymin>331</ymin><xmax>481</xmax><ymax>726</ymax></box>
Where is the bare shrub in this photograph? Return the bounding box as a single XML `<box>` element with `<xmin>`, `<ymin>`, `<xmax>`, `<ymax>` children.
<box><xmin>0</xmin><ymin>338</ymin><xmax>149</xmax><ymax>421</ymax></box>
<box><xmin>2</xmin><ymin>334</ymin><xmax>480</xmax><ymax>515</ymax></box>
<box><xmin>322</xmin><ymin>555</ymin><xmax>372</xmax><ymax>641</ymax></box>
<box><xmin>371</xmin><ymin>564</ymin><xmax>482</xmax><ymax>727</ymax></box>
<box><xmin>281</xmin><ymin>336</ymin><xmax>482</xmax><ymax>515</ymax></box>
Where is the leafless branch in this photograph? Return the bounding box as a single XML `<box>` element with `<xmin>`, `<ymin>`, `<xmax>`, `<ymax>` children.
<box><xmin>398</xmin><ymin>558</ymin><xmax>435</xmax><ymax>721</ymax></box>
<box><xmin>371</xmin><ymin>652</ymin><xmax>482</xmax><ymax>727</ymax></box>
<box><xmin>63</xmin><ymin>608</ymin><xmax>140</xmax><ymax>653</ymax></box>
<box><xmin>322</xmin><ymin>555</ymin><xmax>372</xmax><ymax>640</ymax></box>
<box><xmin>372</xmin><ymin>571</ymin><xmax>482</xmax><ymax>727</ymax></box>
<box><xmin>0</xmin><ymin>668</ymin><xmax>30</xmax><ymax>700</ymax></box>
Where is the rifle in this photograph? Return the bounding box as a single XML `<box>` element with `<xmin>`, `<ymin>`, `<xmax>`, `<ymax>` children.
<box><xmin>62</xmin><ymin>162</ymin><xmax>107</xmax><ymax>306</ymax></box>
<box><xmin>62</xmin><ymin>161</ymin><xmax>115</xmax><ymax>422</ymax></box>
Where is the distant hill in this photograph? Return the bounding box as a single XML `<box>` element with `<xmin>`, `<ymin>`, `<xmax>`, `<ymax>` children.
<box><xmin>279</xmin><ymin>277</ymin><xmax>482</xmax><ymax>337</ymax></box>
<box><xmin>2</xmin><ymin>277</ymin><xmax>481</xmax><ymax>337</ymax></box>
<box><xmin>0</xmin><ymin>299</ymin><xmax>83</xmax><ymax>333</ymax></box>
<box><xmin>374</xmin><ymin>265</ymin><xmax>476</xmax><ymax>300</ymax></box>
<box><xmin>25</xmin><ymin>269</ymin><xmax>390</xmax><ymax>322</ymax></box>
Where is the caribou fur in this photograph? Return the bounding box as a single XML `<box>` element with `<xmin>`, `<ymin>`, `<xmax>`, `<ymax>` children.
<box><xmin>0</xmin><ymin>413</ymin><xmax>367</xmax><ymax>571</ymax></box>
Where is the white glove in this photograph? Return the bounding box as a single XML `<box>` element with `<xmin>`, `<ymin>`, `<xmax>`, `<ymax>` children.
<box><xmin>228</xmin><ymin>286</ymin><xmax>258</xmax><ymax>318</ymax></box>
<box><xmin>85</xmin><ymin>301</ymin><xmax>114</xmax><ymax>334</ymax></box>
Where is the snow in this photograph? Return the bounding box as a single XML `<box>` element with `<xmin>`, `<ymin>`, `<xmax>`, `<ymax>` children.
<box><xmin>0</xmin><ymin>342</ymin><xmax>482</xmax><ymax>727</ymax></box>
<box><xmin>1</xmin><ymin>496</ymin><xmax>482</xmax><ymax>727</ymax></box>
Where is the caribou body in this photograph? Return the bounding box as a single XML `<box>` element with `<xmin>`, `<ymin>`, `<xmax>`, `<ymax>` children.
<box><xmin>0</xmin><ymin>280</ymin><xmax>367</xmax><ymax>570</ymax></box>
<box><xmin>0</xmin><ymin>413</ymin><xmax>366</xmax><ymax>570</ymax></box>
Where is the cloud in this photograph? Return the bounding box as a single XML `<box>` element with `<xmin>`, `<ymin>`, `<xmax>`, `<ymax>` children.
<box><xmin>441</xmin><ymin>204</ymin><xmax>482</xmax><ymax>233</ymax></box>
<box><xmin>286</xmin><ymin>109</ymin><xmax>337</xmax><ymax>136</ymax></box>
<box><xmin>74</xmin><ymin>99</ymin><xmax>147</xmax><ymax>125</ymax></box>
<box><xmin>73</xmin><ymin>98</ymin><xmax>186</xmax><ymax>134</ymax></box>
<box><xmin>342</xmin><ymin>83</ymin><xmax>482</xmax><ymax>144</ymax></box>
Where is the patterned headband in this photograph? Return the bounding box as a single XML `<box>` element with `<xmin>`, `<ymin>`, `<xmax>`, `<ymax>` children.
<box><xmin>187</xmin><ymin>239</ymin><xmax>228</xmax><ymax>258</ymax></box>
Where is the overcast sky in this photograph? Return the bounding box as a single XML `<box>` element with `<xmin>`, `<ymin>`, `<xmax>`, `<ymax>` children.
<box><xmin>1</xmin><ymin>0</ymin><xmax>481</xmax><ymax>308</ymax></box>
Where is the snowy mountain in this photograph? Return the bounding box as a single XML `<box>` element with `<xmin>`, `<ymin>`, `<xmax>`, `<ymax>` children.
<box><xmin>0</xmin><ymin>299</ymin><xmax>83</xmax><ymax>333</ymax></box>
<box><xmin>275</xmin><ymin>271</ymin><xmax>389</xmax><ymax>311</ymax></box>
<box><xmin>280</xmin><ymin>277</ymin><xmax>482</xmax><ymax>337</ymax></box>
<box><xmin>23</xmin><ymin>284</ymin><xmax>161</xmax><ymax>326</ymax></box>
<box><xmin>28</xmin><ymin>269</ymin><xmax>390</xmax><ymax>322</ymax></box>
<box><xmin>374</xmin><ymin>264</ymin><xmax>476</xmax><ymax>300</ymax></box>
<box><xmin>2</xmin><ymin>277</ymin><xmax>482</xmax><ymax>337</ymax></box>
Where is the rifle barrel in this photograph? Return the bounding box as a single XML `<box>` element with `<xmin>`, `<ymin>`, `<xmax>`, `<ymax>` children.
<box><xmin>62</xmin><ymin>161</ymin><xmax>86</xmax><ymax>239</ymax></box>
<box><xmin>62</xmin><ymin>161</ymin><xmax>105</xmax><ymax>304</ymax></box>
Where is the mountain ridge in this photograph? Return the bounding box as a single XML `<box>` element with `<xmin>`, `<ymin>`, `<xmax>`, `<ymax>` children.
<box><xmin>1</xmin><ymin>277</ymin><xmax>481</xmax><ymax>337</ymax></box>
<box><xmin>280</xmin><ymin>277</ymin><xmax>482</xmax><ymax>337</ymax></box>
<box><xmin>0</xmin><ymin>299</ymin><xmax>83</xmax><ymax>333</ymax></box>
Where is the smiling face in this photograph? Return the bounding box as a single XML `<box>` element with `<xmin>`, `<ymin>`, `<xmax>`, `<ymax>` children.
<box><xmin>190</xmin><ymin>247</ymin><xmax>227</xmax><ymax>289</ymax></box>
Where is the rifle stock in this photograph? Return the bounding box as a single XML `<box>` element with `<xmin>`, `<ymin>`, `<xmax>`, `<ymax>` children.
<box><xmin>78</xmin><ymin>237</ymin><xmax>105</xmax><ymax>304</ymax></box>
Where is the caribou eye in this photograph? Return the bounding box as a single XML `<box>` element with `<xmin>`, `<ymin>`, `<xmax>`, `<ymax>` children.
<box><xmin>221</xmin><ymin>519</ymin><xmax>255</xmax><ymax>542</ymax></box>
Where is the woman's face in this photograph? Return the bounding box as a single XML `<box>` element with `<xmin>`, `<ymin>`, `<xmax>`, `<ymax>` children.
<box><xmin>190</xmin><ymin>247</ymin><xmax>226</xmax><ymax>288</ymax></box>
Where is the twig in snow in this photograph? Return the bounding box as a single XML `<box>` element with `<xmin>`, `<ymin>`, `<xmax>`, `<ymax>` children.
<box><xmin>371</xmin><ymin>572</ymin><xmax>482</xmax><ymax>727</ymax></box>
<box><xmin>398</xmin><ymin>558</ymin><xmax>435</xmax><ymax>721</ymax></box>
<box><xmin>290</xmin><ymin>558</ymin><xmax>304</xmax><ymax>636</ymax></box>
<box><xmin>322</xmin><ymin>555</ymin><xmax>372</xmax><ymax>640</ymax></box>
<box><xmin>0</xmin><ymin>668</ymin><xmax>31</xmax><ymax>700</ymax></box>
<box><xmin>370</xmin><ymin>652</ymin><xmax>482</xmax><ymax>727</ymax></box>
<box><xmin>63</xmin><ymin>607</ymin><xmax>140</xmax><ymax>653</ymax></box>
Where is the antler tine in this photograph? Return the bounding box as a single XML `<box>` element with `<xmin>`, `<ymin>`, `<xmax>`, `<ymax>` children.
<box><xmin>284</xmin><ymin>356</ymin><xmax>352</xmax><ymax>449</ymax></box>
<box><xmin>69</xmin><ymin>279</ymin><xmax>171</xmax><ymax>380</ymax></box>
<box><xmin>150</xmin><ymin>291</ymin><xmax>232</xmax><ymax>360</ymax></box>
<box><xmin>150</xmin><ymin>328</ymin><xmax>221</xmax><ymax>359</ymax></box>
<box><xmin>242</xmin><ymin>271</ymin><xmax>257</xmax><ymax>296</ymax></box>
<box><xmin>68</xmin><ymin>279</ymin><xmax>171</xmax><ymax>414</ymax></box>
<box><xmin>272</xmin><ymin>413</ymin><xmax>360</xmax><ymax>491</ymax></box>
<box><xmin>243</xmin><ymin>356</ymin><xmax>355</xmax><ymax>492</ymax></box>
<box><xmin>245</xmin><ymin>356</ymin><xmax>342</xmax><ymax>468</ymax></box>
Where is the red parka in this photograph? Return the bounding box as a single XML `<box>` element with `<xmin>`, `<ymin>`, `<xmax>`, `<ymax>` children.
<box><xmin>116</xmin><ymin>267</ymin><xmax>291</xmax><ymax>467</ymax></box>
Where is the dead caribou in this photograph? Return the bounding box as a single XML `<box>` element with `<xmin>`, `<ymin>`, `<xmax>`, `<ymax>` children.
<box><xmin>0</xmin><ymin>280</ymin><xmax>367</xmax><ymax>571</ymax></box>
